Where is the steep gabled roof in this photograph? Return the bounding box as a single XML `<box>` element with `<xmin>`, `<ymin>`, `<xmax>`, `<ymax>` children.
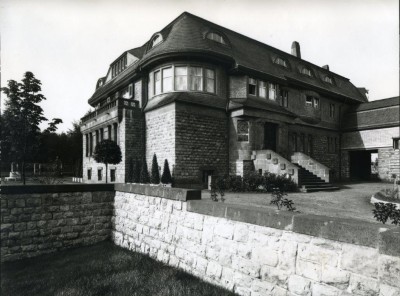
<box><xmin>89</xmin><ymin>11</ymin><xmax>367</xmax><ymax>104</ymax></box>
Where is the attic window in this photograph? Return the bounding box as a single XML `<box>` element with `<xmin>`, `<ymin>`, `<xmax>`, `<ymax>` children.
<box><xmin>274</xmin><ymin>57</ymin><xmax>288</xmax><ymax>68</ymax></box>
<box><xmin>324</xmin><ymin>76</ymin><xmax>333</xmax><ymax>84</ymax></box>
<box><xmin>151</xmin><ymin>33</ymin><xmax>163</xmax><ymax>48</ymax></box>
<box><xmin>206</xmin><ymin>32</ymin><xmax>227</xmax><ymax>45</ymax></box>
<box><xmin>301</xmin><ymin>68</ymin><xmax>312</xmax><ymax>77</ymax></box>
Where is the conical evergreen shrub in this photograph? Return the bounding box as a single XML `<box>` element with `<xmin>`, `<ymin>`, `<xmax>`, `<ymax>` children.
<box><xmin>139</xmin><ymin>157</ymin><xmax>150</xmax><ymax>184</ymax></box>
<box><xmin>150</xmin><ymin>154</ymin><xmax>160</xmax><ymax>184</ymax></box>
<box><xmin>132</xmin><ymin>157</ymin><xmax>141</xmax><ymax>183</ymax></box>
<box><xmin>161</xmin><ymin>159</ymin><xmax>172</xmax><ymax>184</ymax></box>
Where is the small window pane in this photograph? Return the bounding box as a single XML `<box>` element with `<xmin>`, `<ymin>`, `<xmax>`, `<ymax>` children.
<box><xmin>237</xmin><ymin>120</ymin><xmax>249</xmax><ymax>142</ymax></box>
<box><xmin>313</xmin><ymin>98</ymin><xmax>319</xmax><ymax>109</ymax></box>
<box><xmin>175</xmin><ymin>66</ymin><xmax>187</xmax><ymax>91</ymax></box>
<box><xmin>249</xmin><ymin>78</ymin><xmax>257</xmax><ymax>95</ymax></box>
<box><xmin>154</xmin><ymin>71</ymin><xmax>161</xmax><ymax>95</ymax></box>
<box><xmin>269</xmin><ymin>83</ymin><xmax>276</xmax><ymax>100</ymax></box>
<box><xmin>189</xmin><ymin>67</ymin><xmax>203</xmax><ymax>91</ymax></box>
<box><xmin>306</xmin><ymin>96</ymin><xmax>313</xmax><ymax>106</ymax></box>
<box><xmin>259</xmin><ymin>81</ymin><xmax>267</xmax><ymax>98</ymax></box>
<box><xmin>205</xmin><ymin>69</ymin><xmax>215</xmax><ymax>93</ymax></box>
<box><xmin>162</xmin><ymin>67</ymin><xmax>173</xmax><ymax>92</ymax></box>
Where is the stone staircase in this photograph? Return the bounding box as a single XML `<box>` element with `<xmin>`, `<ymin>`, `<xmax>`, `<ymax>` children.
<box><xmin>252</xmin><ymin>150</ymin><xmax>339</xmax><ymax>192</ymax></box>
<box><xmin>298</xmin><ymin>167</ymin><xmax>339</xmax><ymax>192</ymax></box>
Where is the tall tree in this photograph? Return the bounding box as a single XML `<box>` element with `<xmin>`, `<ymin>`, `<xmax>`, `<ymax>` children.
<box><xmin>93</xmin><ymin>139</ymin><xmax>122</xmax><ymax>183</ymax></box>
<box><xmin>1</xmin><ymin>72</ymin><xmax>62</xmax><ymax>184</ymax></box>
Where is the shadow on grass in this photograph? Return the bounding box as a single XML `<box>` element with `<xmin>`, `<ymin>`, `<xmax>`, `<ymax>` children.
<box><xmin>1</xmin><ymin>241</ymin><xmax>237</xmax><ymax>296</ymax></box>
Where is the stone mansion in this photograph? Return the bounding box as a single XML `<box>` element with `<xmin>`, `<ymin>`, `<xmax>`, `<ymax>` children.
<box><xmin>80</xmin><ymin>12</ymin><xmax>400</xmax><ymax>189</ymax></box>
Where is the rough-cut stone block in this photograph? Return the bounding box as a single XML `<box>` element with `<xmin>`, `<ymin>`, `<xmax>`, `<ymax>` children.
<box><xmin>214</xmin><ymin>221</ymin><xmax>234</xmax><ymax>240</ymax></box>
<box><xmin>378</xmin><ymin>255</ymin><xmax>400</xmax><ymax>288</ymax></box>
<box><xmin>251</xmin><ymin>279</ymin><xmax>274</xmax><ymax>295</ymax></box>
<box><xmin>321</xmin><ymin>266</ymin><xmax>350</xmax><ymax>290</ymax></box>
<box><xmin>232</xmin><ymin>256</ymin><xmax>261</xmax><ymax>278</ymax></box>
<box><xmin>233</xmin><ymin>224</ymin><xmax>249</xmax><ymax>242</ymax></box>
<box><xmin>312</xmin><ymin>283</ymin><xmax>340</xmax><ymax>296</ymax></box>
<box><xmin>298</xmin><ymin>244</ymin><xmax>339</xmax><ymax>267</ymax></box>
<box><xmin>379</xmin><ymin>284</ymin><xmax>400</xmax><ymax>296</ymax></box>
<box><xmin>341</xmin><ymin>245</ymin><xmax>379</xmax><ymax>278</ymax></box>
<box><xmin>348</xmin><ymin>274</ymin><xmax>379</xmax><ymax>296</ymax></box>
<box><xmin>288</xmin><ymin>275</ymin><xmax>311</xmax><ymax>296</ymax></box>
<box><xmin>261</xmin><ymin>265</ymin><xmax>289</xmax><ymax>288</ymax></box>
<box><xmin>252</xmin><ymin>246</ymin><xmax>279</xmax><ymax>267</ymax></box>
<box><xmin>296</xmin><ymin>259</ymin><xmax>321</xmax><ymax>281</ymax></box>
<box><xmin>206</xmin><ymin>261</ymin><xmax>223</xmax><ymax>280</ymax></box>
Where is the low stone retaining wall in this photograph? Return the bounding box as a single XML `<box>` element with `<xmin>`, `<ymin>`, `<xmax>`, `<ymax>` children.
<box><xmin>2</xmin><ymin>184</ymin><xmax>400</xmax><ymax>296</ymax></box>
<box><xmin>1</xmin><ymin>185</ymin><xmax>114</xmax><ymax>262</ymax></box>
<box><xmin>113</xmin><ymin>185</ymin><xmax>400</xmax><ymax>296</ymax></box>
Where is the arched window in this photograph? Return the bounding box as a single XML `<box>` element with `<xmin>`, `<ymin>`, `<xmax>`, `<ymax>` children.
<box><xmin>301</xmin><ymin>67</ymin><xmax>312</xmax><ymax>77</ymax></box>
<box><xmin>206</xmin><ymin>32</ymin><xmax>227</xmax><ymax>45</ymax></box>
<box><xmin>324</xmin><ymin>76</ymin><xmax>333</xmax><ymax>84</ymax></box>
<box><xmin>151</xmin><ymin>33</ymin><xmax>163</xmax><ymax>48</ymax></box>
<box><xmin>274</xmin><ymin>57</ymin><xmax>288</xmax><ymax>68</ymax></box>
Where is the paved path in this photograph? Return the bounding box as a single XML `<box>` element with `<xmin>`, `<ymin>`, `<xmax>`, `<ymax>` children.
<box><xmin>201</xmin><ymin>182</ymin><xmax>394</xmax><ymax>223</ymax></box>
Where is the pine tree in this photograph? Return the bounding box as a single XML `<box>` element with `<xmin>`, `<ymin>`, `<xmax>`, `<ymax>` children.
<box><xmin>150</xmin><ymin>154</ymin><xmax>160</xmax><ymax>184</ymax></box>
<box><xmin>132</xmin><ymin>157</ymin><xmax>141</xmax><ymax>183</ymax></box>
<box><xmin>161</xmin><ymin>159</ymin><xmax>172</xmax><ymax>184</ymax></box>
<box><xmin>139</xmin><ymin>157</ymin><xmax>150</xmax><ymax>184</ymax></box>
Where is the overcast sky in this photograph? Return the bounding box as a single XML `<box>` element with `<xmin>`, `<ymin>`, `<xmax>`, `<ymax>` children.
<box><xmin>1</xmin><ymin>0</ymin><xmax>398</xmax><ymax>133</ymax></box>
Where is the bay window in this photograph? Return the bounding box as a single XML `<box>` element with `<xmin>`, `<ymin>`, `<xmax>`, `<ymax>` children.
<box><xmin>150</xmin><ymin>65</ymin><xmax>216</xmax><ymax>96</ymax></box>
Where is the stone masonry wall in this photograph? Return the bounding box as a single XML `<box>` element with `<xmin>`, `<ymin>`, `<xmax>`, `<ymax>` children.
<box><xmin>112</xmin><ymin>190</ymin><xmax>400</xmax><ymax>296</ymax></box>
<box><xmin>174</xmin><ymin>103</ymin><xmax>228</xmax><ymax>187</ymax></box>
<box><xmin>1</xmin><ymin>186</ymin><xmax>114</xmax><ymax>262</ymax></box>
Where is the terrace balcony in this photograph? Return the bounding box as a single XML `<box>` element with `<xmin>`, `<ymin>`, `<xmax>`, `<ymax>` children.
<box><xmin>81</xmin><ymin>97</ymin><xmax>139</xmax><ymax>124</ymax></box>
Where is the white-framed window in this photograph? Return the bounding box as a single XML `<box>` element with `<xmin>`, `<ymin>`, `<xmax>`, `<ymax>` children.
<box><xmin>393</xmin><ymin>138</ymin><xmax>399</xmax><ymax>150</ymax></box>
<box><xmin>248</xmin><ymin>78</ymin><xmax>257</xmax><ymax>96</ymax></box>
<box><xmin>151</xmin><ymin>65</ymin><xmax>216</xmax><ymax>95</ymax></box>
<box><xmin>302</xmin><ymin>68</ymin><xmax>312</xmax><ymax>76</ymax></box>
<box><xmin>154</xmin><ymin>70</ymin><xmax>161</xmax><ymax>95</ymax></box>
<box><xmin>330</xmin><ymin>103</ymin><xmax>335</xmax><ymax>118</ymax></box>
<box><xmin>206</xmin><ymin>32</ymin><xmax>227</xmax><ymax>45</ymax></box>
<box><xmin>162</xmin><ymin>67</ymin><xmax>173</xmax><ymax>92</ymax></box>
<box><xmin>175</xmin><ymin>66</ymin><xmax>188</xmax><ymax>91</ymax></box>
<box><xmin>274</xmin><ymin>57</ymin><xmax>288</xmax><ymax>68</ymax></box>
<box><xmin>324</xmin><ymin>76</ymin><xmax>333</xmax><ymax>84</ymax></box>
<box><xmin>110</xmin><ymin>169</ymin><xmax>116</xmax><ymax>182</ymax></box>
<box><xmin>189</xmin><ymin>67</ymin><xmax>203</xmax><ymax>91</ymax></box>
<box><xmin>268</xmin><ymin>83</ymin><xmax>277</xmax><ymax>100</ymax></box>
<box><xmin>259</xmin><ymin>81</ymin><xmax>267</xmax><ymax>98</ymax></box>
<box><xmin>205</xmin><ymin>69</ymin><xmax>215</xmax><ymax>93</ymax></box>
<box><xmin>280</xmin><ymin>89</ymin><xmax>289</xmax><ymax>107</ymax></box>
<box><xmin>306</xmin><ymin>96</ymin><xmax>319</xmax><ymax>109</ymax></box>
<box><xmin>237</xmin><ymin>120</ymin><xmax>249</xmax><ymax>142</ymax></box>
<box><xmin>151</xmin><ymin>33</ymin><xmax>163</xmax><ymax>48</ymax></box>
<box><xmin>98</xmin><ymin>168</ymin><xmax>103</xmax><ymax>181</ymax></box>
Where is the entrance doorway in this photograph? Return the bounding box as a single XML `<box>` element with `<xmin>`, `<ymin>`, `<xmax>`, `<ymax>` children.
<box><xmin>264</xmin><ymin>122</ymin><xmax>278</xmax><ymax>151</ymax></box>
<box><xmin>349</xmin><ymin>150</ymin><xmax>378</xmax><ymax>180</ymax></box>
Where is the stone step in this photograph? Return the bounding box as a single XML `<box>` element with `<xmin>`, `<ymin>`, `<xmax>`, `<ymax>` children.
<box><xmin>302</xmin><ymin>186</ymin><xmax>340</xmax><ymax>193</ymax></box>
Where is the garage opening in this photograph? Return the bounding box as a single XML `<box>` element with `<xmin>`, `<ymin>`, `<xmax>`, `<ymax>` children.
<box><xmin>349</xmin><ymin>150</ymin><xmax>378</xmax><ymax>180</ymax></box>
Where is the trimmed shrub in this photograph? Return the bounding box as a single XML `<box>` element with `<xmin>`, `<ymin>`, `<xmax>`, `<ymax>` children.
<box><xmin>150</xmin><ymin>154</ymin><xmax>160</xmax><ymax>184</ymax></box>
<box><xmin>373</xmin><ymin>202</ymin><xmax>400</xmax><ymax>225</ymax></box>
<box><xmin>161</xmin><ymin>159</ymin><xmax>172</xmax><ymax>184</ymax></box>
<box><xmin>139</xmin><ymin>158</ymin><xmax>150</xmax><ymax>184</ymax></box>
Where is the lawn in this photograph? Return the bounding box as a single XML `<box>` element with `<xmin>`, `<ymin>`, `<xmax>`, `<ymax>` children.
<box><xmin>1</xmin><ymin>241</ymin><xmax>237</xmax><ymax>296</ymax></box>
<box><xmin>202</xmin><ymin>182</ymin><xmax>393</xmax><ymax>223</ymax></box>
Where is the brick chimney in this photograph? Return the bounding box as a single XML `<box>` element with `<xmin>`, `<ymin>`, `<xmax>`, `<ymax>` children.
<box><xmin>322</xmin><ymin>65</ymin><xmax>330</xmax><ymax>71</ymax></box>
<box><xmin>291</xmin><ymin>41</ymin><xmax>301</xmax><ymax>58</ymax></box>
